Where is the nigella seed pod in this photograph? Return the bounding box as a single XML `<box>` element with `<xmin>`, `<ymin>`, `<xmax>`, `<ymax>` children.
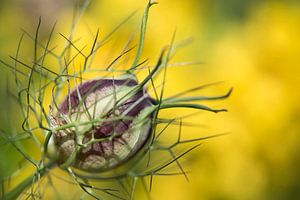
<box><xmin>1</xmin><ymin>1</ymin><xmax>233</xmax><ymax>199</ymax></box>
<box><xmin>50</xmin><ymin>75</ymin><xmax>155</xmax><ymax>171</ymax></box>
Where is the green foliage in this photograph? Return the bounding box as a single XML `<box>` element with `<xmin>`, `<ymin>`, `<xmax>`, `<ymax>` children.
<box><xmin>0</xmin><ymin>0</ymin><xmax>230</xmax><ymax>199</ymax></box>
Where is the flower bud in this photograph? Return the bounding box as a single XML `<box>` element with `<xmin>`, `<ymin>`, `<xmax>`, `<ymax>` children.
<box><xmin>51</xmin><ymin>76</ymin><xmax>155</xmax><ymax>172</ymax></box>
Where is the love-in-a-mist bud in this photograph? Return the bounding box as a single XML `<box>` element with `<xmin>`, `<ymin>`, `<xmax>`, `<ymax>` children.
<box><xmin>50</xmin><ymin>75</ymin><xmax>155</xmax><ymax>172</ymax></box>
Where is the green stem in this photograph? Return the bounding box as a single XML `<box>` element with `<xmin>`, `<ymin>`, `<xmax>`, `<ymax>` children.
<box><xmin>3</xmin><ymin>161</ymin><xmax>56</xmax><ymax>200</ymax></box>
<box><xmin>128</xmin><ymin>0</ymin><xmax>157</xmax><ymax>73</ymax></box>
<box><xmin>159</xmin><ymin>103</ymin><xmax>228</xmax><ymax>113</ymax></box>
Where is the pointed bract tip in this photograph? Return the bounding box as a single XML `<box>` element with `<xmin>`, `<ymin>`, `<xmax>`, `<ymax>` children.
<box><xmin>150</xmin><ymin>0</ymin><xmax>158</xmax><ymax>5</ymax></box>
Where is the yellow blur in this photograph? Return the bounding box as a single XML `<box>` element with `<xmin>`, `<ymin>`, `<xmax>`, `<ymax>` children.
<box><xmin>0</xmin><ymin>0</ymin><xmax>299</xmax><ymax>200</ymax></box>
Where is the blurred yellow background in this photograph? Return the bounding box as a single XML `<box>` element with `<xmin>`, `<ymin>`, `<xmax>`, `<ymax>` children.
<box><xmin>0</xmin><ymin>0</ymin><xmax>300</xmax><ymax>199</ymax></box>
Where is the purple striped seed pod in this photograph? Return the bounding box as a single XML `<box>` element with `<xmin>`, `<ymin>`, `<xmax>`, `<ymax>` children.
<box><xmin>50</xmin><ymin>76</ymin><xmax>155</xmax><ymax>172</ymax></box>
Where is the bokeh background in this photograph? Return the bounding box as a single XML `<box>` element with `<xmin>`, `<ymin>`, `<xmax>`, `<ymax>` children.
<box><xmin>0</xmin><ymin>0</ymin><xmax>300</xmax><ymax>199</ymax></box>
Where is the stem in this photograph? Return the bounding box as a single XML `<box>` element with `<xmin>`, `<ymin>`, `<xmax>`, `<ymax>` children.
<box><xmin>159</xmin><ymin>103</ymin><xmax>228</xmax><ymax>113</ymax></box>
<box><xmin>128</xmin><ymin>0</ymin><xmax>157</xmax><ymax>73</ymax></box>
<box><xmin>3</xmin><ymin>161</ymin><xmax>56</xmax><ymax>200</ymax></box>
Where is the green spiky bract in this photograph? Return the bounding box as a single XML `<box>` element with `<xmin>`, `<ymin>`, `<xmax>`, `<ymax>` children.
<box><xmin>0</xmin><ymin>0</ymin><xmax>231</xmax><ymax>199</ymax></box>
